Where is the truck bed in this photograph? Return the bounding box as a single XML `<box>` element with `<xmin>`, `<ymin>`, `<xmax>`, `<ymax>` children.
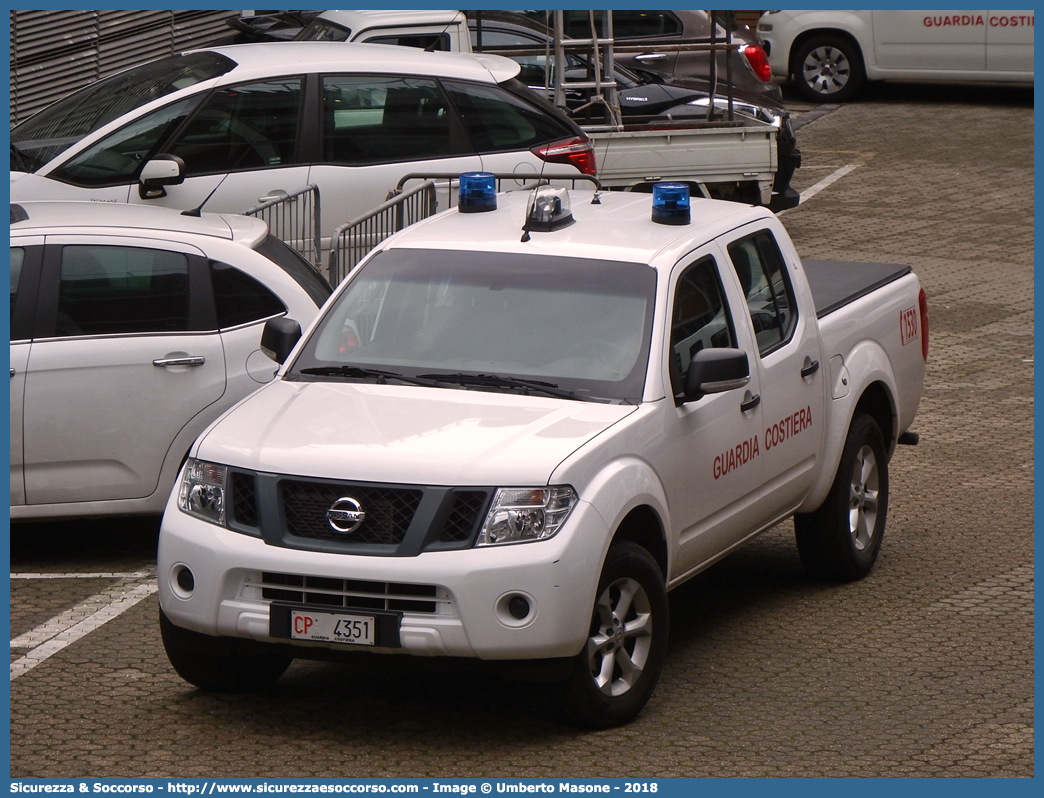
<box><xmin>803</xmin><ymin>259</ymin><xmax>913</xmax><ymax>318</ymax></box>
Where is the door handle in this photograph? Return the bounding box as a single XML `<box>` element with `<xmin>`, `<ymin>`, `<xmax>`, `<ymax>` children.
<box><xmin>634</xmin><ymin>53</ymin><xmax>668</xmax><ymax>63</ymax></box>
<box><xmin>740</xmin><ymin>393</ymin><xmax>761</xmax><ymax>413</ymax></box>
<box><xmin>259</xmin><ymin>190</ymin><xmax>290</xmax><ymax>203</ymax></box>
<box><xmin>153</xmin><ymin>356</ymin><xmax>205</xmax><ymax>367</ymax></box>
<box><xmin>800</xmin><ymin>358</ymin><xmax>820</xmax><ymax>378</ymax></box>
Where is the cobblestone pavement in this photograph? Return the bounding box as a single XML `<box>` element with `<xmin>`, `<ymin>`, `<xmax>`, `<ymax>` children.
<box><xmin>9</xmin><ymin>81</ymin><xmax>1033</xmax><ymax>778</ymax></box>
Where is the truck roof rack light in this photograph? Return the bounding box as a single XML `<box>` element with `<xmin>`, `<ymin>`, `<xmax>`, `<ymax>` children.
<box><xmin>458</xmin><ymin>172</ymin><xmax>497</xmax><ymax>213</ymax></box>
<box><xmin>651</xmin><ymin>182</ymin><xmax>691</xmax><ymax>226</ymax></box>
<box><xmin>524</xmin><ymin>185</ymin><xmax>574</xmax><ymax>232</ymax></box>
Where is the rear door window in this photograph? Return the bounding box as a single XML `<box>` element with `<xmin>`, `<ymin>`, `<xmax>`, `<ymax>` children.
<box><xmin>727</xmin><ymin>231</ymin><xmax>797</xmax><ymax>357</ymax></box>
<box><xmin>321</xmin><ymin>76</ymin><xmax>464</xmax><ymax>163</ymax></box>
<box><xmin>442</xmin><ymin>79</ymin><xmax>574</xmax><ymax>151</ymax></box>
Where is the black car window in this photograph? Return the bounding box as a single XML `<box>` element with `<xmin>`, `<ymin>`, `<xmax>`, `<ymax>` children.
<box><xmin>168</xmin><ymin>79</ymin><xmax>303</xmax><ymax>177</ymax></box>
<box><xmin>727</xmin><ymin>231</ymin><xmax>796</xmax><ymax>357</ymax></box>
<box><xmin>296</xmin><ymin>19</ymin><xmax>351</xmax><ymax>41</ymax></box>
<box><xmin>442</xmin><ymin>79</ymin><xmax>574</xmax><ymax>152</ymax></box>
<box><xmin>560</xmin><ymin>11</ymin><xmax>681</xmax><ymax>39</ymax></box>
<box><xmin>210</xmin><ymin>262</ymin><xmax>286</xmax><ymax>328</ymax></box>
<box><xmin>11</xmin><ymin>248</ymin><xmax>24</xmax><ymax>327</ymax></box>
<box><xmin>366</xmin><ymin>33</ymin><xmax>451</xmax><ymax>50</ymax></box>
<box><xmin>48</xmin><ymin>97</ymin><xmax>201</xmax><ymax>188</ymax></box>
<box><xmin>670</xmin><ymin>255</ymin><xmax>735</xmax><ymax>395</ymax></box>
<box><xmin>610</xmin><ymin>11</ymin><xmax>682</xmax><ymax>38</ymax></box>
<box><xmin>255</xmin><ymin>235</ymin><xmax>332</xmax><ymax>307</ymax></box>
<box><xmin>55</xmin><ymin>245</ymin><xmax>190</xmax><ymax>337</ymax></box>
<box><xmin>10</xmin><ymin>52</ymin><xmax>235</xmax><ymax>173</ymax></box>
<box><xmin>321</xmin><ymin>76</ymin><xmax>462</xmax><ymax>164</ymax></box>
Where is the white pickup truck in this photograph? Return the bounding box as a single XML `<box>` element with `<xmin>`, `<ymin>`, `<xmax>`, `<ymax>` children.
<box><xmin>157</xmin><ymin>181</ymin><xmax>928</xmax><ymax>728</ymax></box>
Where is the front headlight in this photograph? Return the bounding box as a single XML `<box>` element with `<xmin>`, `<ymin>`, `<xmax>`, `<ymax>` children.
<box><xmin>475</xmin><ymin>486</ymin><xmax>578</xmax><ymax>546</ymax></box>
<box><xmin>178</xmin><ymin>458</ymin><xmax>227</xmax><ymax>526</ymax></box>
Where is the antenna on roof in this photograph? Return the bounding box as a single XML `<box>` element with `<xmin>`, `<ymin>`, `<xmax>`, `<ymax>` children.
<box><xmin>181</xmin><ymin>173</ymin><xmax>229</xmax><ymax>217</ymax></box>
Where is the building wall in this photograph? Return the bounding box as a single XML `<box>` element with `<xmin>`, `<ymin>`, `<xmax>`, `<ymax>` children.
<box><xmin>10</xmin><ymin>9</ymin><xmax>238</xmax><ymax>125</ymax></box>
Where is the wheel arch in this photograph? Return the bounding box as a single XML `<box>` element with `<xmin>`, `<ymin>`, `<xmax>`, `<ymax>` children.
<box><xmin>853</xmin><ymin>380</ymin><xmax>896</xmax><ymax>458</ymax></box>
<box><xmin>800</xmin><ymin>375</ymin><xmax>898</xmax><ymax>513</ymax></box>
<box><xmin>788</xmin><ymin>28</ymin><xmax>867</xmax><ymax>79</ymax></box>
<box><xmin>611</xmin><ymin>504</ymin><xmax>668</xmax><ymax>580</ymax></box>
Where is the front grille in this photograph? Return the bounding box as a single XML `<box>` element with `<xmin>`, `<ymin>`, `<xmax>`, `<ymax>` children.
<box><xmin>230</xmin><ymin>471</ymin><xmax>259</xmax><ymax>527</ymax></box>
<box><xmin>259</xmin><ymin>572</ymin><xmax>443</xmax><ymax>614</ymax></box>
<box><xmin>280</xmin><ymin>480</ymin><xmax>422</xmax><ymax>544</ymax></box>
<box><xmin>439</xmin><ymin>491</ymin><xmax>487</xmax><ymax>542</ymax></box>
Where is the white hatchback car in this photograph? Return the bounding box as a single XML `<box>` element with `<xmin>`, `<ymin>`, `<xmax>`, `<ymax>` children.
<box><xmin>9</xmin><ymin>42</ymin><xmax>595</xmax><ymax>251</ymax></box>
<box><xmin>10</xmin><ymin>201</ymin><xmax>331</xmax><ymax>520</ymax></box>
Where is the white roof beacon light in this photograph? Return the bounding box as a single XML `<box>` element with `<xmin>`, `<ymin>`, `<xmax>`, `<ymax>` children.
<box><xmin>458</xmin><ymin>172</ymin><xmax>497</xmax><ymax>213</ymax></box>
<box><xmin>523</xmin><ymin>185</ymin><xmax>575</xmax><ymax>233</ymax></box>
<box><xmin>651</xmin><ymin>182</ymin><xmax>691</xmax><ymax>226</ymax></box>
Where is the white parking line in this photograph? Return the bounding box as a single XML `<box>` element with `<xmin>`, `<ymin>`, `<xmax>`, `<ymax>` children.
<box><xmin>796</xmin><ymin>163</ymin><xmax>861</xmax><ymax>205</ymax></box>
<box><xmin>10</xmin><ymin>573</ymin><xmax>158</xmax><ymax>681</ymax></box>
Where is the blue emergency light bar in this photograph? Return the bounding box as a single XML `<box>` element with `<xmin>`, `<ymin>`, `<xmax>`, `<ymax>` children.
<box><xmin>458</xmin><ymin>172</ymin><xmax>497</xmax><ymax>213</ymax></box>
<box><xmin>652</xmin><ymin>182</ymin><xmax>691</xmax><ymax>225</ymax></box>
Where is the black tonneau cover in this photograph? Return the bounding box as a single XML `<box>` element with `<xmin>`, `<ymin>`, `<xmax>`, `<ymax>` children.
<box><xmin>802</xmin><ymin>259</ymin><xmax>913</xmax><ymax>318</ymax></box>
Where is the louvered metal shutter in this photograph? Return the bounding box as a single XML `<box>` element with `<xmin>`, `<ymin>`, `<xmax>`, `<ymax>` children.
<box><xmin>10</xmin><ymin>10</ymin><xmax>239</xmax><ymax>126</ymax></box>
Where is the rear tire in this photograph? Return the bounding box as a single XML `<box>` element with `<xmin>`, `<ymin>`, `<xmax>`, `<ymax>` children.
<box><xmin>791</xmin><ymin>35</ymin><xmax>865</xmax><ymax>103</ymax></box>
<box><xmin>795</xmin><ymin>413</ymin><xmax>888</xmax><ymax>581</ymax></box>
<box><xmin>554</xmin><ymin>541</ymin><xmax>668</xmax><ymax>728</ymax></box>
<box><xmin>160</xmin><ymin>609</ymin><xmax>292</xmax><ymax>692</ymax></box>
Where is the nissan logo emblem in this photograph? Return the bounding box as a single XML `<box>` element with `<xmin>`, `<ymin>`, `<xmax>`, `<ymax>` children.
<box><xmin>326</xmin><ymin>497</ymin><xmax>365</xmax><ymax>534</ymax></box>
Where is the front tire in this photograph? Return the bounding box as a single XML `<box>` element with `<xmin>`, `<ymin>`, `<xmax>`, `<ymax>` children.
<box><xmin>554</xmin><ymin>541</ymin><xmax>668</xmax><ymax>728</ymax></box>
<box><xmin>791</xmin><ymin>35</ymin><xmax>865</xmax><ymax>103</ymax></box>
<box><xmin>160</xmin><ymin>609</ymin><xmax>292</xmax><ymax>692</ymax></box>
<box><xmin>795</xmin><ymin>413</ymin><xmax>889</xmax><ymax>581</ymax></box>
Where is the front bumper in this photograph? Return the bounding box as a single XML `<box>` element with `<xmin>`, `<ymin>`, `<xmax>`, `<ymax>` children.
<box><xmin>157</xmin><ymin>491</ymin><xmax>610</xmax><ymax>661</ymax></box>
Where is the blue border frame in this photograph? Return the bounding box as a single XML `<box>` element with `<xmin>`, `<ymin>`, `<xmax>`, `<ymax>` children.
<box><xmin>4</xmin><ymin>0</ymin><xmax>1038</xmax><ymax>788</ymax></box>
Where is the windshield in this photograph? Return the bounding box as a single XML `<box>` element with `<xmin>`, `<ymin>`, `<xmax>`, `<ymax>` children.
<box><xmin>290</xmin><ymin>249</ymin><xmax>657</xmax><ymax>403</ymax></box>
<box><xmin>10</xmin><ymin>52</ymin><xmax>235</xmax><ymax>173</ymax></box>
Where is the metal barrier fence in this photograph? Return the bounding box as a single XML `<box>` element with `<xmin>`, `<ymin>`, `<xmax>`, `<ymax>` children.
<box><xmin>241</xmin><ymin>184</ymin><xmax>322</xmax><ymax>271</ymax></box>
<box><xmin>328</xmin><ymin>172</ymin><xmax>603</xmax><ymax>284</ymax></box>
<box><xmin>328</xmin><ymin>179</ymin><xmax>437</xmax><ymax>284</ymax></box>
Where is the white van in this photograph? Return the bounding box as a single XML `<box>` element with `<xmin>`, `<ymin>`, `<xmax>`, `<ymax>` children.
<box><xmin>758</xmin><ymin>10</ymin><xmax>1034</xmax><ymax>101</ymax></box>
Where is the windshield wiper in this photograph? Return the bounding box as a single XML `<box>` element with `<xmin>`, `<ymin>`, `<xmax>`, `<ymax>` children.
<box><xmin>416</xmin><ymin>372</ymin><xmax>587</xmax><ymax>401</ymax></box>
<box><xmin>298</xmin><ymin>366</ymin><xmax>440</xmax><ymax>387</ymax></box>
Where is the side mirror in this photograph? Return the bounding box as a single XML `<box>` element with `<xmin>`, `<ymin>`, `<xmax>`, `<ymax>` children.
<box><xmin>138</xmin><ymin>154</ymin><xmax>185</xmax><ymax>199</ymax></box>
<box><xmin>684</xmin><ymin>348</ymin><xmax>750</xmax><ymax>402</ymax></box>
<box><xmin>260</xmin><ymin>317</ymin><xmax>302</xmax><ymax>365</ymax></box>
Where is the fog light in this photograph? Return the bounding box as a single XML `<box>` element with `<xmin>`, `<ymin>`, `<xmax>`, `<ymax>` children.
<box><xmin>652</xmin><ymin>182</ymin><xmax>690</xmax><ymax>225</ymax></box>
<box><xmin>175</xmin><ymin>567</ymin><xmax>195</xmax><ymax>593</ymax></box>
<box><xmin>496</xmin><ymin>592</ymin><xmax>536</xmax><ymax>628</ymax></box>
<box><xmin>507</xmin><ymin>595</ymin><xmax>530</xmax><ymax>620</ymax></box>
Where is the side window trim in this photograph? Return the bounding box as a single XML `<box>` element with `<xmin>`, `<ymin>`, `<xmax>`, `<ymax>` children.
<box><xmin>10</xmin><ymin>243</ymin><xmax>44</xmax><ymax>342</ymax></box>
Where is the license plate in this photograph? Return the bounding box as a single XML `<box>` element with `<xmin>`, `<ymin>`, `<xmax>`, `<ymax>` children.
<box><xmin>289</xmin><ymin>609</ymin><xmax>376</xmax><ymax>646</ymax></box>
